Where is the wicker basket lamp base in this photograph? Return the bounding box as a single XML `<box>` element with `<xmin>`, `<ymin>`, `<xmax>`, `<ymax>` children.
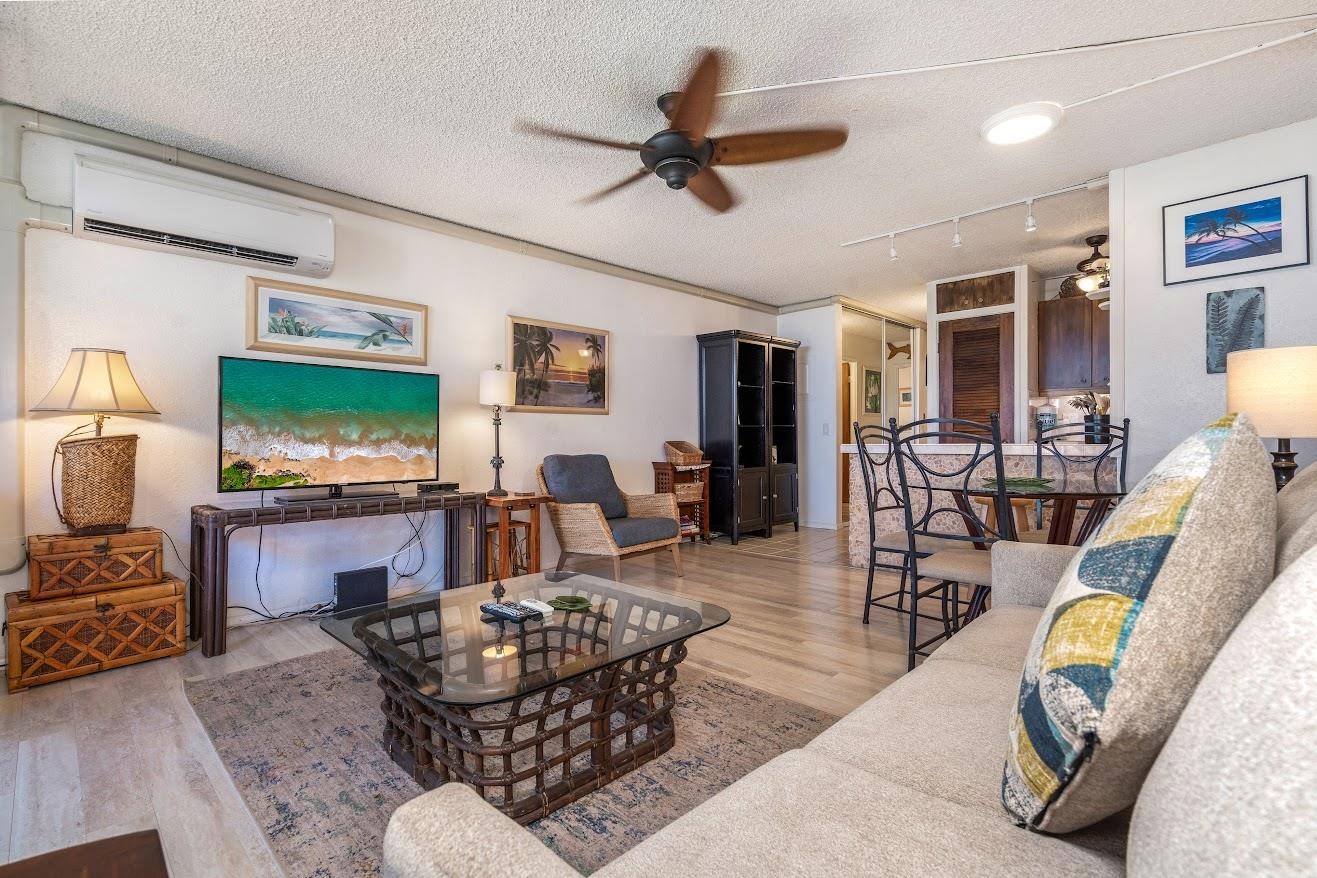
<box><xmin>59</xmin><ymin>434</ymin><xmax>138</xmax><ymax>535</ymax></box>
<box><xmin>366</xmin><ymin>627</ymin><xmax>688</xmax><ymax>824</ymax></box>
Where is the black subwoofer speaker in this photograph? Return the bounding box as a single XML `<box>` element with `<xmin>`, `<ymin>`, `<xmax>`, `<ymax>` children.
<box><xmin>334</xmin><ymin>565</ymin><xmax>388</xmax><ymax>613</ymax></box>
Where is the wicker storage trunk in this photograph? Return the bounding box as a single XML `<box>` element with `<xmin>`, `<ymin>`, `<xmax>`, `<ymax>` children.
<box><xmin>27</xmin><ymin>527</ymin><xmax>163</xmax><ymax>600</ymax></box>
<box><xmin>6</xmin><ymin>575</ymin><xmax>185</xmax><ymax>692</ymax></box>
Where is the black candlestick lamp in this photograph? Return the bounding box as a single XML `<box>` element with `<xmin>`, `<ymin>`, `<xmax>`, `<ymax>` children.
<box><xmin>479</xmin><ymin>365</ymin><xmax>517</xmax><ymax>497</ymax></box>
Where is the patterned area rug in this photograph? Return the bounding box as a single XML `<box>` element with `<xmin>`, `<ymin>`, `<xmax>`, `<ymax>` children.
<box><xmin>185</xmin><ymin>647</ymin><xmax>835</xmax><ymax>877</ymax></box>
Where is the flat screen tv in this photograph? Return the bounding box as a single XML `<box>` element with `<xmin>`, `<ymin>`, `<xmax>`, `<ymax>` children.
<box><xmin>218</xmin><ymin>356</ymin><xmax>439</xmax><ymax>492</ymax></box>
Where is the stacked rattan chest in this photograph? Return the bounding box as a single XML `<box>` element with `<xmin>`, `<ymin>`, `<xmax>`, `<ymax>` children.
<box><xmin>6</xmin><ymin>527</ymin><xmax>186</xmax><ymax>692</ymax></box>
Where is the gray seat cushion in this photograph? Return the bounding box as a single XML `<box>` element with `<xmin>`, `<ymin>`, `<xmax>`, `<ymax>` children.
<box><xmin>609</xmin><ymin>516</ymin><xmax>678</xmax><ymax>548</ymax></box>
<box><xmin>926</xmin><ymin>605</ymin><xmax>1045</xmax><ymax>672</ymax></box>
<box><xmin>916</xmin><ymin>547</ymin><xmax>994</xmax><ymax>586</ymax></box>
<box><xmin>874</xmin><ymin>531</ymin><xmax>961</xmax><ymax>555</ymax></box>
<box><xmin>806</xmin><ymin>657</ymin><xmax>1129</xmax><ymax>857</ymax></box>
<box><xmin>542</xmin><ymin>454</ymin><xmax>626</xmax><ymax>519</ymax></box>
<box><xmin>597</xmin><ymin>749</ymin><xmax>1124</xmax><ymax>877</ymax></box>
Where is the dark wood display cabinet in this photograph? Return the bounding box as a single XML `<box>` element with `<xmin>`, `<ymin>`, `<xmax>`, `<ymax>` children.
<box><xmin>1038</xmin><ymin>296</ymin><xmax>1110</xmax><ymax>394</ymax></box>
<box><xmin>697</xmin><ymin>330</ymin><xmax>800</xmax><ymax>543</ymax></box>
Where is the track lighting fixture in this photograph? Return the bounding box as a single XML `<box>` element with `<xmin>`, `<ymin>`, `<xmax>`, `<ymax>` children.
<box><xmin>840</xmin><ymin>176</ymin><xmax>1107</xmax><ymax>250</ymax></box>
<box><xmin>889</xmin><ymin>233</ymin><xmax>898</xmax><ymax>261</ymax></box>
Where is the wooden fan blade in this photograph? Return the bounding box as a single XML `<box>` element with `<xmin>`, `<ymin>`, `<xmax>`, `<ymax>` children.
<box><xmin>711</xmin><ymin>128</ymin><xmax>849</xmax><ymax>165</ymax></box>
<box><xmin>580</xmin><ymin>169</ymin><xmax>650</xmax><ymax>204</ymax></box>
<box><xmin>520</xmin><ymin>122</ymin><xmax>642</xmax><ymax>151</ymax></box>
<box><xmin>686</xmin><ymin>167</ymin><xmax>735</xmax><ymax>213</ymax></box>
<box><xmin>670</xmin><ymin>49</ymin><xmax>722</xmax><ymax>143</ymax></box>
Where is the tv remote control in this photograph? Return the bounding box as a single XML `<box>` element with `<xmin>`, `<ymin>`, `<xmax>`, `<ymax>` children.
<box><xmin>480</xmin><ymin>601</ymin><xmax>541</xmax><ymax>623</ymax></box>
<box><xmin>518</xmin><ymin>599</ymin><xmax>555</xmax><ymax>617</ymax></box>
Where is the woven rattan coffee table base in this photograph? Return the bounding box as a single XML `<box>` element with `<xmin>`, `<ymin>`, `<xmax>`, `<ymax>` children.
<box><xmin>372</xmin><ymin>639</ymin><xmax>689</xmax><ymax>824</ymax></box>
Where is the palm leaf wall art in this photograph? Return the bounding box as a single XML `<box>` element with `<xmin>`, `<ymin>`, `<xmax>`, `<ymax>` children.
<box><xmin>1205</xmin><ymin>287</ymin><xmax>1265</xmax><ymax>374</ymax></box>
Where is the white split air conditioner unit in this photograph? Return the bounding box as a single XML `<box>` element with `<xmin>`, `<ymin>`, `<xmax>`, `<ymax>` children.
<box><xmin>72</xmin><ymin>156</ymin><xmax>334</xmax><ymax>277</ymax></box>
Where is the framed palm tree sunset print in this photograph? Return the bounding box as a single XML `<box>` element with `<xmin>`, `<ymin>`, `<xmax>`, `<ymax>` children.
<box><xmin>1163</xmin><ymin>176</ymin><xmax>1309</xmax><ymax>285</ymax></box>
<box><xmin>507</xmin><ymin>316</ymin><xmax>609</xmax><ymax>414</ymax></box>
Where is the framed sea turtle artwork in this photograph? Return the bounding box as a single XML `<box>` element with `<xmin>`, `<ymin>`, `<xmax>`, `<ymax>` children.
<box><xmin>246</xmin><ymin>277</ymin><xmax>428</xmax><ymax>365</ymax></box>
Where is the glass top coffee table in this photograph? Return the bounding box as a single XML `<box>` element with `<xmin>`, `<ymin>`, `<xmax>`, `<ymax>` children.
<box><xmin>320</xmin><ymin>570</ymin><xmax>730</xmax><ymax>824</ymax></box>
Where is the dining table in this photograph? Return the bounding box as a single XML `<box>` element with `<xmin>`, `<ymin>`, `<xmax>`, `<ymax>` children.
<box><xmin>953</xmin><ymin>480</ymin><xmax>1127</xmax><ymax>623</ymax></box>
<box><xmin>966</xmin><ymin>480</ymin><xmax>1127</xmax><ymax>545</ymax></box>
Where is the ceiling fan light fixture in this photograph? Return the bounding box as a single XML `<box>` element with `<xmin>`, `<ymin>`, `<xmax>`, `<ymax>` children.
<box><xmin>981</xmin><ymin>101</ymin><xmax>1063</xmax><ymax>145</ymax></box>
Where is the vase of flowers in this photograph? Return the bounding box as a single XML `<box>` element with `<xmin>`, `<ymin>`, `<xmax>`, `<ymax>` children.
<box><xmin>1068</xmin><ymin>392</ymin><xmax>1112</xmax><ymax>444</ymax></box>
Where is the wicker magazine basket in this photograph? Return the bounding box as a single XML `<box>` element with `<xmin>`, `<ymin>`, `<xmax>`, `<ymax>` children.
<box><xmin>664</xmin><ymin>441</ymin><xmax>704</xmax><ymax>466</ymax></box>
<box><xmin>674</xmin><ymin>482</ymin><xmax>705</xmax><ymax>502</ymax></box>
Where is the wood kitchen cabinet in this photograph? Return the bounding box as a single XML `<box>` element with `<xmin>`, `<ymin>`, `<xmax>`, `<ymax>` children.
<box><xmin>1037</xmin><ymin>297</ymin><xmax>1110</xmax><ymax>394</ymax></box>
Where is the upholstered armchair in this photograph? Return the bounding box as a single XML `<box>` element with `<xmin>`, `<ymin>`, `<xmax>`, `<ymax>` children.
<box><xmin>537</xmin><ymin>454</ymin><xmax>684</xmax><ymax>581</ymax></box>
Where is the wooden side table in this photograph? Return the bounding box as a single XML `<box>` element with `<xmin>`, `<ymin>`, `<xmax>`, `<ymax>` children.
<box><xmin>485</xmin><ymin>493</ymin><xmax>553</xmax><ymax>581</ymax></box>
<box><xmin>653</xmin><ymin>461</ymin><xmax>712</xmax><ymax>543</ymax></box>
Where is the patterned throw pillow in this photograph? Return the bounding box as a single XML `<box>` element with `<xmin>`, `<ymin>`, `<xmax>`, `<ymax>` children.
<box><xmin>1001</xmin><ymin>414</ymin><xmax>1275</xmax><ymax>833</ymax></box>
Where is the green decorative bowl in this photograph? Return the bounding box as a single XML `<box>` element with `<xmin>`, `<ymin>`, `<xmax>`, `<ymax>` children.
<box><xmin>982</xmin><ymin>477</ymin><xmax>1055</xmax><ymax>489</ymax></box>
<box><xmin>547</xmin><ymin>596</ymin><xmax>593</xmax><ymax>612</ymax></box>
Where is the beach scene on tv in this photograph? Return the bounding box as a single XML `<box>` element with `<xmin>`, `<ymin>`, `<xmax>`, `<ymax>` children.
<box><xmin>219</xmin><ymin>358</ymin><xmax>438</xmax><ymax>491</ymax></box>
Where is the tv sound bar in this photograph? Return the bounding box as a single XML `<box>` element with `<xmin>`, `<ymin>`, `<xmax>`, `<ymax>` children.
<box><xmin>272</xmin><ymin>487</ymin><xmax>400</xmax><ymax>506</ymax></box>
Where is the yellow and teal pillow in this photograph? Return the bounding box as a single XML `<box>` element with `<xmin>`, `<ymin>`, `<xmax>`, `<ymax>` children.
<box><xmin>1002</xmin><ymin>414</ymin><xmax>1275</xmax><ymax>833</ymax></box>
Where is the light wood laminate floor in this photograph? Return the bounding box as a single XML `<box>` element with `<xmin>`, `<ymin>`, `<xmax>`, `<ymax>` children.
<box><xmin>0</xmin><ymin>527</ymin><xmax>939</xmax><ymax>875</ymax></box>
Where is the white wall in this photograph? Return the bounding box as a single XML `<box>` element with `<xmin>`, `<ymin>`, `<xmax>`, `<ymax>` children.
<box><xmin>5</xmin><ymin>209</ymin><xmax>773</xmax><ymax>615</ymax></box>
<box><xmin>778</xmin><ymin>304</ymin><xmax>841</xmax><ymax>529</ymax></box>
<box><xmin>1113</xmin><ymin>116</ymin><xmax>1317</xmax><ymax>480</ymax></box>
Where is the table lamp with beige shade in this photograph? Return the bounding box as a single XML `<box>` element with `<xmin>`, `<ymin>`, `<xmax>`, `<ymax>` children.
<box><xmin>30</xmin><ymin>348</ymin><xmax>159</xmax><ymax>534</ymax></box>
<box><xmin>1226</xmin><ymin>345</ymin><xmax>1317</xmax><ymax>490</ymax></box>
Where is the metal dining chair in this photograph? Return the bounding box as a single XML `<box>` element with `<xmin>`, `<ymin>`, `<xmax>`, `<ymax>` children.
<box><xmin>853</xmin><ymin>422</ymin><xmax>961</xmax><ymax>625</ymax></box>
<box><xmin>1020</xmin><ymin>418</ymin><xmax>1131</xmax><ymax>543</ymax></box>
<box><xmin>890</xmin><ymin>414</ymin><xmax>1011</xmax><ymax>670</ymax></box>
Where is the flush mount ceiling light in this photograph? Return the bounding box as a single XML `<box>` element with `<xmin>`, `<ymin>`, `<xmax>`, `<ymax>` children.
<box><xmin>981</xmin><ymin>101</ymin><xmax>1064</xmax><ymax>145</ymax></box>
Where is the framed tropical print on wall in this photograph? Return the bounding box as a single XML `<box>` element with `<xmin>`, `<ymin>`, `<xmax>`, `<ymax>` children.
<box><xmin>863</xmin><ymin>367</ymin><xmax>882</xmax><ymax>414</ymax></box>
<box><xmin>507</xmin><ymin>316</ymin><xmax>609</xmax><ymax>414</ymax></box>
<box><xmin>1162</xmin><ymin>176</ymin><xmax>1309</xmax><ymax>285</ymax></box>
<box><xmin>247</xmin><ymin>277</ymin><xmax>428</xmax><ymax>365</ymax></box>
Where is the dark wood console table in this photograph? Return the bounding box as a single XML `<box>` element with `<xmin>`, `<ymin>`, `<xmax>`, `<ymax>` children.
<box><xmin>190</xmin><ymin>492</ymin><xmax>486</xmax><ymax>657</ymax></box>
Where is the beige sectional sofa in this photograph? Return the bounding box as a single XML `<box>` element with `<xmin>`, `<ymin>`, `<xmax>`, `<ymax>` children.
<box><xmin>383</xmin><ymin>466</ymin><xmax>1317</xmax><ymax>878</ymax></box>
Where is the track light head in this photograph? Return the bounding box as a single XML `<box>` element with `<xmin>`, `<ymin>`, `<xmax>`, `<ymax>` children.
<box><xmin>1025</xmin><ymin>199</ymin><xmax>1037</xmax><ymax>233</ymax></box>
<box><xmin>951</xmin><ymin>218</ymin><xmax>962</xmax><ymax>248</ymax></box>
<box><xmin>888</xmin><ymin>233</ymin><xmax>898</xmax><ymax>261</ymax></box>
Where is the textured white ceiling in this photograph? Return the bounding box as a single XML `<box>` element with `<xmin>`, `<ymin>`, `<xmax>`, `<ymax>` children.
<box><xmin>3</xmin><ymin>1</ymin><xmax>1317</xmax><ymax>318</ymax></box>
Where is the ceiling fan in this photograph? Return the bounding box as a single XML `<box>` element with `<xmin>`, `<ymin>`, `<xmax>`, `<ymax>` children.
<box><xmin>521</xmin><ymin>49</ymin><xmax>848</xmax><ymax>213</ymax></box>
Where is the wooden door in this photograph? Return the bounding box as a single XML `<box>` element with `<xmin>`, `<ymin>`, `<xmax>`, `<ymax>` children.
<box><xmin>737</xmin><ymin>468</ymin><xmax>769</xmax><ymax>532</ymax></box>
<box><xmin>1037</xmin><ymin>297</ymin><xmax>1094</xmax><ymax>393</ymax></box>
<box><xmin>937</xmin><ymin>313</ymin><xmax>1014</xmax><ymax>440</ymax></box>
<box><xmin>841</xmin><ymin>362</ymin><xmax>853</xmax><ymax>508</ymax></box>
